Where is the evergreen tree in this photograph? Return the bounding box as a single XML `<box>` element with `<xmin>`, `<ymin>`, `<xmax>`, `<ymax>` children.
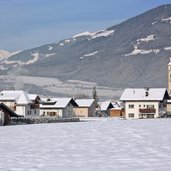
<box><xmin>92</xmin><ymin>86</ymin><xmax>98</xmax><ymax>102</ymax></box>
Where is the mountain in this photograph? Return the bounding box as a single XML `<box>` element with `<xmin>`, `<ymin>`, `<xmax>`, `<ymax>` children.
<box><xmin>0</xmin><ymin>4</ymin><xmax>171</xmax><ymax>98</ymax></box>
<box><xmin>0</xmin><ymin>50</ymin><xmax>10</xmax><ymax>58</ymax></box>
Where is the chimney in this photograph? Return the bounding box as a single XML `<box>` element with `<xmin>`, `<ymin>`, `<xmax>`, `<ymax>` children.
<box><xmin>145</xmin><ymin>87</ymin><xmax>149</xmax><ymax>97</ymax></box>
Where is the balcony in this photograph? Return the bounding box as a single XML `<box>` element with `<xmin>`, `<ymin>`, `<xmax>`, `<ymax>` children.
<box><xmin>139</xmin><ymin>108</ymin><xmax>156</xmax><ymax>114</ymax></box>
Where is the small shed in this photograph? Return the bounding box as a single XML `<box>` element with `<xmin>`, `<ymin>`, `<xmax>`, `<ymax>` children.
<box><xmin>109</xmin><ymin>101</ymin><xmax>123</xmax><ymax>117</ymax></box>
<box><xmin>74</xmin><ymin>99</ymin><xmax>96</xmax><ymax>117</ymax></box>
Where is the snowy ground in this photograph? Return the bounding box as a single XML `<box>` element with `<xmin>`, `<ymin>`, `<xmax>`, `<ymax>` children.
<box><xmin>0</xmin><ymin>119</ymin><xmax>171</xmax><ymax>171</ymax></box>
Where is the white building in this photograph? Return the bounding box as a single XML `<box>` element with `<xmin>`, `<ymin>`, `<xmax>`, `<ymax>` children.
<box><xmin>40</xmin><ymin>98</ymin><xmax>78</xmax><ymax>118</ymax></box>
<box><xmin>0</xmin><ymin>90</ymin><xmax>39</xmax><ymax>117</ymax></box>
<box><xmin>120</xmin><ymin>88</ymin><xmax>169</xmax><ymax>119</ymax></box>
<box><xmin>28</xmin><ymin>94</ymin><xmax>41</xmax><ymax>116</ymax></box>
<box><xmin>73</xmin><ymin>99</ymin><xmax>96</xmax><ymax>117</ymax></box>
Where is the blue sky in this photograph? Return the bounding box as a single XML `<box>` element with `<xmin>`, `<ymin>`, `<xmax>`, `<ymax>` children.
<box><xmin>0</xmin><ymin>0</ymin><xmax>170</xmax><ymax>51</ymax></box>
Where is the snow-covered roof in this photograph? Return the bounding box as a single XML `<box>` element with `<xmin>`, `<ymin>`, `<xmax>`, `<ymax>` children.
<box><xmin>40</xmin><ymin>98</ymin><xmax>77</xmax><ymax>109</ymax></box>
<box><xmin>75</xmin><ymin>99</ymin><xmax>95</xmax><ymax>107</ymax></box>
<box><xmin>120</xmin><ymin>88</ymin><xmax>168</xmax><ymax>101</ymax></box>
<box><xmin>0</xmin><ymin>90</ymin><xmax>33</xmax><ymax>105</ymax></box>
<box><xmin>111</xmin><ymin>101</ymin><xmax>122</xmax><ymax>109</ymax></box>
<box><xmin>98</xmin><ymin>101</ymin><xmax>113</xmax><ymax>111</ymax></box>
<box><xmin>28</xmin><ymin>94</ymin><xmax>39</xmax><ymax>101</ymax></box>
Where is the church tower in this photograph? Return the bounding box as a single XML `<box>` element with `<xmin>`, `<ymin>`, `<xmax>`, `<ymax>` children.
<box><xmin>168</xmin><ymin>57</ymin><xmax>171</xmax><ymax>95</ymax></box>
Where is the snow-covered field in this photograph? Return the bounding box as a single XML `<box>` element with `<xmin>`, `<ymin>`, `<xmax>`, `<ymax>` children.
<box><xmin>0</xmin><ymin>119</ymin><xmax>171</xmax><ymax>171</ymax></box>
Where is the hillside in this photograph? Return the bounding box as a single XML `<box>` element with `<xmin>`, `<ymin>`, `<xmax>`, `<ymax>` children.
<box><xmin>0</xmin><ymin>4</ymin><xmax>171</xmax><ymax>97</ymax></box>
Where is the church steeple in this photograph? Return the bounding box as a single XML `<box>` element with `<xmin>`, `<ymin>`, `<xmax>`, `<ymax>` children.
<box><xmin>168</xmin><ymin>57</ymin><xmax>171</xmax><ymax>95</ymax></box>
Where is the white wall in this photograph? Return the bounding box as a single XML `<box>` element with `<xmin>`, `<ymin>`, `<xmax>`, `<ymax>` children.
<box><xmin>0</xmin><ymin>101</ymin><xmax>15</xmax><ymax>110</ymax></box>
<box><xmin>125</xmin><ymin>101</ymin><xmax>159</xmax><ymax>119</ymax></box>
<box><xmin>40</xmin><ymin>104</ymin><xmax>74</xmax><ymax>118</ymax></box>
<box><xmin>16</xmin><ymin>105</ymin><xmax>37</xmax><ymax>117</ymax></box>
<box><xmin>30</xmin><ymin>109</ymin><xmax>39</xmax><ymax>117</ymax></box>
<box><xmin>16</xmin><ymin>105</ymin><xmax>27</xmax><ymax>116</ymax></box>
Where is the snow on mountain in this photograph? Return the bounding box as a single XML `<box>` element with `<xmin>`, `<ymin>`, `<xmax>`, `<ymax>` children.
<box><xmin>91</xmin><ymin>30</ymin><xmax>115</xmax><ymax>39</ymax></box>
<box><xmin>124</xmin><ymin>35</ymin><xmax>159</xmax><ymax>56</ymax></box>
<box><xmin>137</xmin><ymin>35</ymin><xmax>155</xmax><ymax>43</ymax></box>
<box><xmin>73</xmin><ymin>31</ymin><xmax>92</xmax><ymax>38</ymax></box>
<box><xmin>0</xmin><ymin>50</ymin><xmax>10</xmax><ymax>58</ymax></box>
<box><xmin>73</xmin><ymin>30</ymin><xmax>115</xmax><ymax>39</ymax></box>
<box><xmin>162</xmin><ymin>16</ymin><xmax>171</xmax><ymax>22</ymax></box>
<box><xmin>152</xmin><ymin>21</ymin><xmax>157</xmax><ymax>25</ymax></box>
<box><xmin>125</xmin><ymin>48</ymin><xmax>160</xmax><ymax>56</ymax></box>
<box><xmin>48</xmin><ymin>46</ymin><xmax>53</xmax><ymax>50</ymax></box>
<box><xmin>80</xmin><ymin>51</ymin><xmax>98</xmax><ymax>59</ymax></box>
<box><xmin>46</xmin><ymin>53</ymin><xmax>56</xmax><ymax>57</ymax></box>
<box><xmin>164</xmin><ymin>47</ymin><xmax>171</xmax><ymax>50</ymax></box>
<box><xmin>2</xmin><ymin>52</ymin><xmax>39</xmax><ymax>66</ymax></box>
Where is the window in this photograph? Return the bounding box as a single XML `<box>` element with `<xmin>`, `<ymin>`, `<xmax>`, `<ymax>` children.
<box><xmin>147</xmin><ymin>105</ymin><xmax>154</xmax><ymax>109</ymax></box>
<box><xmin>129</xmin><ymin>113</ymin><xmax>134</xmax><ymax>117</ymax></box>
<box><xmin>139</xmin><ymin>105</ymin><xmax>141</xmax><ymax>107</ymax></box>
<box><xmin>129</xmin><ymin>104</ymin><xmax>134</xmax><ymax>109</ymax></box>
<box><xmin>144</xmin><ymin>105</ymin><xmax>146</xmax><ymax>107</ymax></box>
<box><xmin>34</xmin><ymin>110</ymin><xmax>36</xmax><ymax>114</ymax></box>
<box><xmin>47</xmin><ymin>112</ymin><xmax>57</xmax><ymax>116</ymax></box>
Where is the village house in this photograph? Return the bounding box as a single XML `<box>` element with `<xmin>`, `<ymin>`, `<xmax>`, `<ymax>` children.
<box><xmin>120</xmin><ymin>88</ymin><xmax>169</xmax><ymax>119</ymax></box>
<box><xmin>40</xmin><ymin>98</ymin><xmax>78</xmax><ymax>118</ymax></box>
<box><xmin>28</xmin><ymin>94</ymin><xmax>41</xmax><ymax>116</ymax></box>
<box><xmin>0</xmin><ymin>90</ymin><xmax>39</xmax><ymax>117</ymax></box>
<box><xmin>0</xmin><ymin>103</ymin><xmax>20</xmax><ymax>126</ymax></box>
<box><xmin>109</xmin><ymin>101</ymin><xmax>124</xmax><ymax>117</ymax></box>
<box><xmin>73</xmin><ymin>99</ymin><xmax>96</xmax><ymax>117</ymax></box>
<box><xmin>97</xmin><ymin>101</ymin><xmax>114</xmax><ymax>117</ymax></box>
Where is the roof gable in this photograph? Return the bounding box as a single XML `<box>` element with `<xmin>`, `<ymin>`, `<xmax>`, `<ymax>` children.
<box><xmin>75</xmin><ymin>99</ymin><xmax>95</xmax><ymax>107</ymax></box>
<box><xmin>98</xmin><ymin>101</ymin><xmax>114</xmax><ymax>110</ymax></box>
<box><xmin>28</xmin><ymin>94</ymin><xmax>40</xmax><ymax>101</ymax></box>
